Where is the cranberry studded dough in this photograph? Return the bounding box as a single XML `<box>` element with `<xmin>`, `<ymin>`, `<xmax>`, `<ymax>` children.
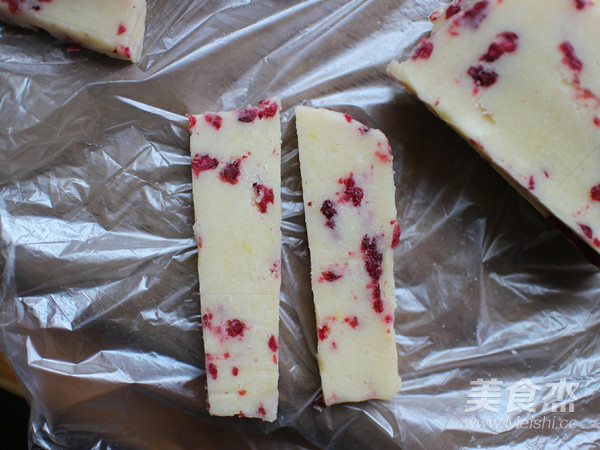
<box><xmin>296</xmin><ymin>106</ymin><xmax>401</xmax><ymax>405</ymax></box>
<box><xmin>188</xmin><ymin>99</ymin><xmax>282</xmax><ymax>421</ymax></box>
<box><xmin>0</xmin><ymin>0</ymin><xmax>146</xmax><ymax>62</ymax></box>
<box><xmin>388</xmin><ymin>0</ymin><xmax>600</xmax><ymax>255</ymax></box>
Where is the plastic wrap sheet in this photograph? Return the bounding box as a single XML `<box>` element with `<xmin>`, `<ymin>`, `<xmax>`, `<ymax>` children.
<box><xmin>1</xmin><ymin>0</ymin><xmax>600</xmax><ymax>448</ymax></box>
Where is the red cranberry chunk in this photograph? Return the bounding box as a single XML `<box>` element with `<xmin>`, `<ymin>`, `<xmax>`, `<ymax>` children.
<box><xmin>202</xmin><ymin>312</ymin><xmax>213</xmax><ymax>329</ymax></box>
<box><xmin>4</xmin><ymin>0</ymin><xmax>21</xmax><ymax>14</ymax></box>
<box><xmin>232</xmin><ymin>367</ymin><xmax>239</xmax><ymax>376</ymax></box>
<box><xmin>121</xmin><ymin>46</ymin><xmax>132</xmax><ymax>60</ymax></box>
<box><xmin>579</xmin><ymin>223</ymin><xmax>593</xmax><ymax>239</ymax></box>
<box><xmin>412</xmin><ymin>38</ymin><xmax>434</xmax><ymax>61</ymax></box>
<box><xmin>462</xmin><ymin>0</ymin><xmax>489</xmax><ymax>28</ymax></box>
<box><xmin>205</xmin><ymin>114</ymin><xmax>222</xmax><ymax>130</ymax></box>
<box><xmin>226</xmin><ymin>319</ymin><xmax>245</xmax><ymax>337</ymax></box>
<box><xmin>208</xmin><ymin>363</ymin><xmax>218</xmax><ymax>380</ymax></box>
<box><xmin>268</xmin><ymin>335</ymin><xmax>278</xmax><ymax>352</ymax></box>
<box><xmin>258</xmin><ymin>101</ymin><xmax>278</xmax><ymax>119</ymax></box>
<box><xmin>192</xmin><ymin>154</ymin><xmax>219</xmax><ymax>177</ymax></box>
<box><xmin>361</xmin><ymin>235</ymin><xmax>383</xmax><ymax>281</ymax></box>
<box><xmin>559</xmin><ymin>41</ymin><xmax>583</xmax><ymax>72</ymax></box>
<box><xmin>345</xmin><ymin>316</ymin><xmax>359</xmax><ymax>328</ymax></box>
<box><xmin>339</xmin><ymin>174</ymin><xmax>364</xmax><ymax>207</ymax></box>
<box><xmin>344</xmin><ymin>114</ymin><xmax>353</xmax><ymax>123</ymax></box>
<box><xmin>468</xmin><ymin>65</ymin><xmax>498</xmax><ymax>88</ymax></box>
<box><xmin>237</xmin><ymin>107</ymin><xmax>258</xmax><ymax>123</ymax></box>
<box><xmin>320</xmin><ymin>199</ymin><xmax>337</xmax><ymax>229</ymax></box>
<box><xmin>591</xmin><ymin>184</ymin><xmax>600</xmax><ymax>201</ymax></box>
<box><xmin>318</xmin><ymin>324</ymin><xmax>330</xmax><ymax>341</ymax></box>
<box><xmin>117</xmin><ymin>23</ymin><xmax>127</xmax><ymax>35</ymax></box>
<box><xmin>219</xmin><ymin>159</ymin><xmax>242</xmax><ymax>184</ymax></box>
<box><xmin>253</xmin><ymin>183</ymin><xmax>275</xmax><ymax>213</ymax></box>
<box><xmin>361</xmin><ymin>234</ymin><xmax>385</xmax><ymax>314</ymax></box>
<box><xmin>480</xmin><ymin>32</ymin><xmax>518</xmax><ymax>63</ymax></box>
<box><xmin>321</xmin><ymin>270</ymin><xmax>342</xmax><ymax>282</ymax></box>
<box><xmin>391</xmin><ymin>223</ymin><xmax>401</xmax><ymax>248</ymax></box>
<box><xmin>186</xmin><ymin>114</ymin><xmax>197</xmax><ymax>130</ymax></box>
<box><xmin>446</xmin><ymin>3</ymin><xmax>462</xmax><ymax>18</ymax></box>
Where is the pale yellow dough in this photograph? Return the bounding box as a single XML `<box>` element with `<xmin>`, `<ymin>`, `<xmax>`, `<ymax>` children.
<box><xmin>0</xmin><ymin>0</ymin><xmax>146</xmax><ymax>62</ymax></box>
<box><xmin>389</xmin><ymin>0</ymin><xmax>600</xmax><ymax>255</ymax></box>
<box><xmin>189</xmin><ymin>99</ymin><xmax>282</xmax><ymax>421</ymax></box>
<box><xmin>297</xmin><ymin>106</ymin><xmax>401</xmax><ymax>405</ymax></box>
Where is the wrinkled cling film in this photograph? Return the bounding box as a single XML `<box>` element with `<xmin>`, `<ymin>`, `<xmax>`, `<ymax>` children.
<box><xmin>1</xmin><ymin>0</ymin><xmax>600</xmax><ymax>448</ymax></box>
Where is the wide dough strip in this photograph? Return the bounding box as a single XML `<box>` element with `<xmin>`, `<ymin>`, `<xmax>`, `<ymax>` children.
<box><xmin>0</xmin><ymin>0</ymin><xmax>146</xmax><ymax>62</ymax></box>
<box><xmin>188</xmin><ymin>99</ymin><xmax>282</xmax><ymax>421</ymax></box>
<box><xmin>296</xmin><ymin>105</ymin><xmax>401</xmax><ymax>405</ymax></box>
<box><xmin>388</xmin><ymin>0</ymin><xmax>600</xmax><ymax>257</ymax></box>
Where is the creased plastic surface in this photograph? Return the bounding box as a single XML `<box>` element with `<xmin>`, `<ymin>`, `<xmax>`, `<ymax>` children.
<box><xmin>1</xmin><ymin>0</ymin><xmax>600</xmax><ymax>448</ymax></box>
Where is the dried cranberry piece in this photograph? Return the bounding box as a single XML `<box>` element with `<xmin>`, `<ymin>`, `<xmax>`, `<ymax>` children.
<box><xmin>445</xmin><ymin>4</ymin><xmax>462</xmax><ymax>18</ymax></box>
<box><xmin>253</xmin><ymin>183</ymin><xmax>275</xmax><ymax>213</ymax></box>
<box><xmin>344</xmin><ymin>316</ymin><xmax>359</xmax><ymax>328</ymax></box>
<box><xmin>318</xmin><ymin>325</ymin><xmax>330</xmax><ymax>341</ymax></box>
<box><xmin>462</xmin><ymin>0</ymin><xmax>489</xmax><ymax>28</ymax></box>
<box><xmin>591</xmin><ymin>184</ymin><xmax>600</xmax><ymax>201</ymax></box>
<box><xmin>361</xmin><ymin>235</ymin><xmax>385</xmax><ymax>313</ymax></box>
<box><xmin>226</xmin><ymin>319</ymin><xmax>245</xmax><ymax>337</ymax></box>
<box><xmin>320</xmin><ymin>199</ymin><xmax>337</xmax><ymax>229</ymax></box>
<box><xmin>579</xmin><ymin>223</ymin><xmax>593</xmax><ymax>239</ymax></box>
<box><xmin>361</xmin><ymin>235</ymin><xmax>383</xmax><ymax>281</ymax></box>
<box><xmin>559</xmin><ymin>41</ymin><xmax>583</xmax><ymax>73</ymax></box>
<box><xmin>208</xmin><ymin>363</ymin><xmax>218</xmax><ymax>380</ymax></box>
<box><xmin>320</xmin><ymin>271</ymin><xmax>342</xmax><ymax>282</ymax></box>
<box><xmin>258</xmin><ymin>101</ymin><xmax>278</xmax><ymax>119</ymax></box>
<box><xmin>412</xmin><ymin>38</ymin><xmax>434</xmax><ymax>60</ymax></box>
<box><xmin>237</xmin><ymin>107</ymin><xmax>258</xmax><ymax>123</ymax></box>
<box><xmin>186</xmin><ymin>114</ymin><xmax>197</xmax><ymax>130</ymax></box>
<box><xmin>205</xmin><ymin>114</ymin><xmax>222</xmax><ymax>130</ymax></box>
<box><xmin>268</xmin><ymin>335</ymin><xmax>278</xmax><ymax>352</ymax></box>
<box><xmin>339</xmin><ymin>174</ymin><xmax>364</xmax><ymax>207</ymax></box>
<box><xmin>191</xmin><ymin>154</ymin><xmax>218</xmax><ymax>177</ymax></box>
<box><xmin>480</xmin><ymin>32</ymin><xmax>518</xmax><ymax>63</ymax></box>
<box><xmin>219</xmin><ymin>159</ymin><xmax>242</xmax><ymax>184</ymax></box>
<box><xmin>391</xmin><ymin>223</ymin><xmax>401</xmax><ymax>248</ymax></box>
<box><xmin>468</xmin><ymin>65</ymin><xmax>498</xmax><ymax>88</ymax></box>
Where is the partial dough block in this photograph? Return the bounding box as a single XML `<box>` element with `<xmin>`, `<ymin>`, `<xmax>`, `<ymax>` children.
<box><xmin>296</xmin><ymin>105</ymin><xmax>401</xmax><ymax>405</ymax></box>
<box><xmin>0</xmin><ymin>0</ymin><xmax>146</xmax><ymax>62</ymax></box>
<box><xmin>388</xmin><ymin>0</ymin><xmax>600</xmax><ymax>256</ymax></box>
<box><xmin>188</xmin><ymin>98</ymin><xmax>282</xmax><ymax>421</ymax></box>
